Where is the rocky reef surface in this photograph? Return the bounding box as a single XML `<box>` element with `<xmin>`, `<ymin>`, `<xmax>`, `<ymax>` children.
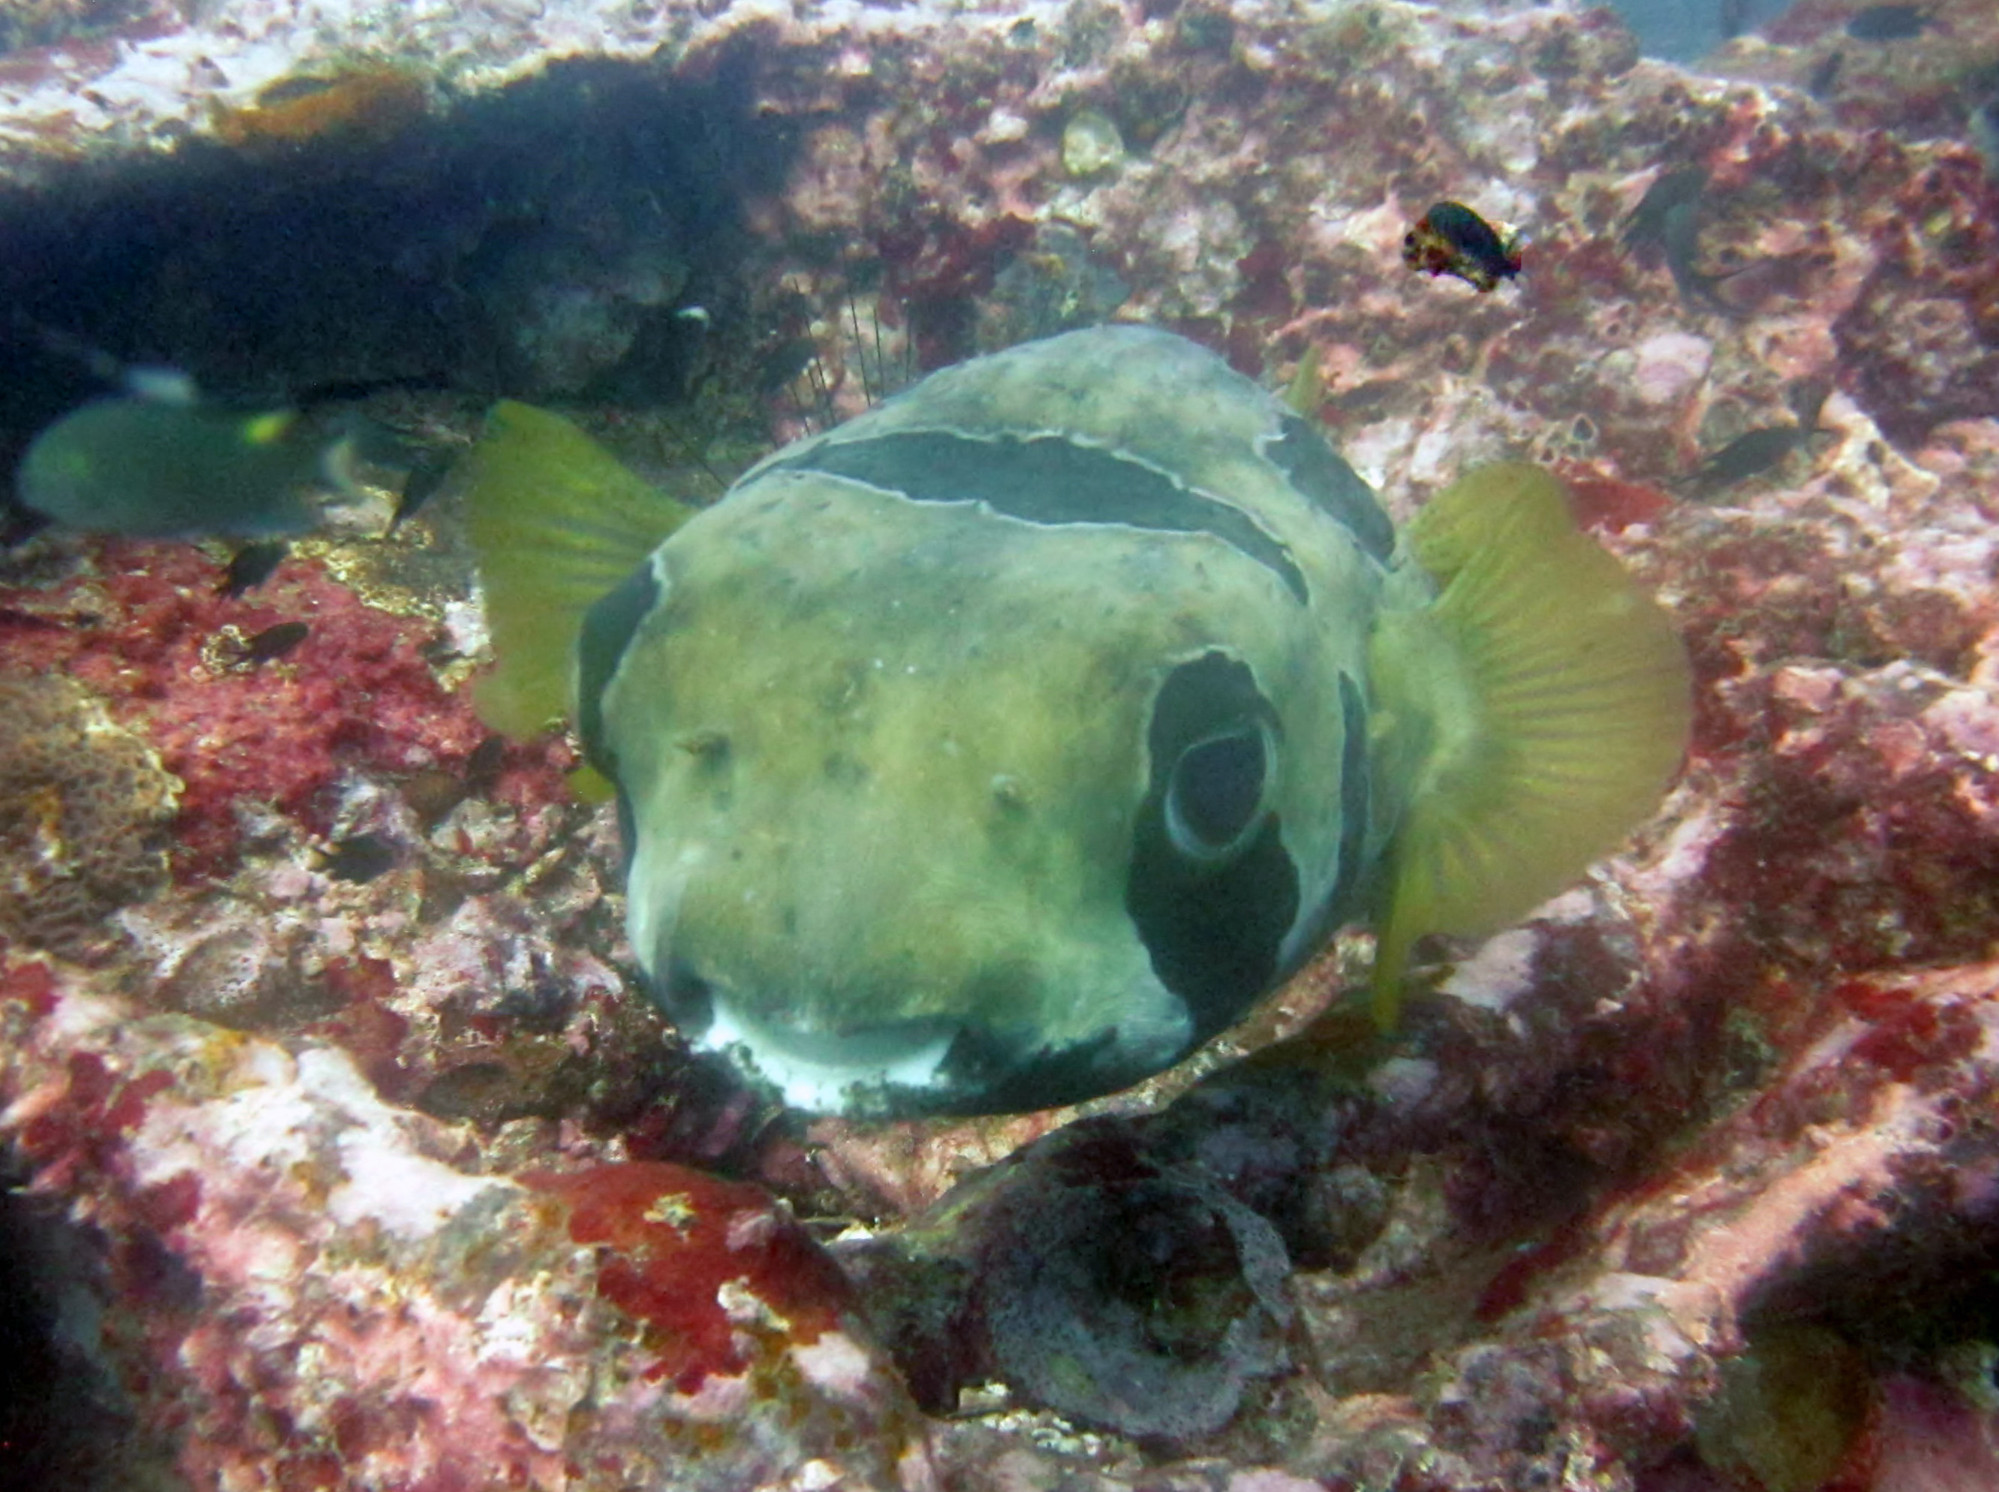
<box><xmin>2</xmin><ymin>0</ymin><xmax>1997</xmax><ymax>1487</ymax></box>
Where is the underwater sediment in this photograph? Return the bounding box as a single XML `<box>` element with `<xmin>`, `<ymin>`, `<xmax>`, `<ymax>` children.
<box><xmin>1</xmin><ymin>0</ymin><xmax>1998</xmax><ymax>1487</ymax></box>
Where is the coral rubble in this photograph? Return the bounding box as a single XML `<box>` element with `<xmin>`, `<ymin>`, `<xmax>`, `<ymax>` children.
<box><xmin>0</xmin><ymin>674</ymin><xmax>177</xmax><ymax>961</ymax></box>
<box><xmin>0</xmin><ymin>979</ymin><xmax>934</xmax><ymax>1490</ymax></box>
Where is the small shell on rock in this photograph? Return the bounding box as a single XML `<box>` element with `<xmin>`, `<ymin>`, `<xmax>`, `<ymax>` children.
<box><xmin>1061</xmin><ymin>109</ymin><xmax>1125</xmax><ymax>178</ymax></box>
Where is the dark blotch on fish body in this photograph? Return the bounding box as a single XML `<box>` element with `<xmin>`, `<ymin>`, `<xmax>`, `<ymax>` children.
<box><xmin>1845</xmin><ymin>5</ymin><xmax>1929</xmax><ymax>40</ymax></box>
<box><xmin>240</xmin><ymin>620</ymin><xmax>311</xmax><ymax>663</ymax></box>
<box><xmin>1401</xmin><ymin>202</ymin><xmax>1523</xmax><ymax>293</ymax></box>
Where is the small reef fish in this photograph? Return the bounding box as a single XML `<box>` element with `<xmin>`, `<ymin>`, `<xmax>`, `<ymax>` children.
<box><xmin>1970</xmin><ymin>96</ymin><xmax>1999</xmax><ymax>183</ymax></box>
<box><xmin>320</xmin><ymin>832</ymin><xmax>397</xmax><ymax>883</ymax></box>
<box><xmin>237</xmin><ymin>620</ymin><xmax>312</xmax><ymax>664</ymax></box>
<box><xmin>1844</xmin><ymin>5</ymin><xmax>1929</xmax><ymax>40</ymax></box>
<box><xmin>1691</xmin><ymin>381</ymin><xmax>1832</xmax><ymax>496</ymax></box>
<box><xmin>1624</xmin><ymin>168</ymin><xmax>1732</xmax><ymax>315</ymax></box>
<box><xmin>1691</xmin><ymin>424</ymin><xmax>1822</xmax><ymax>495</ymax></box>
<box><xmin>388</xmin><ymin>444</ymin><xmax>459</xmax><ymax>532</ymax></box>
<box><xmin>14</xmin><ymin>379</ymin><xmax>367</xmax><ymax>539</ymax></box>
<box><xmin>1401</xmin><ymin>201</ymin><xmax>1524</xmax><ymax>292</ymax></box>
<box><xmin>401</xmin><ymin>737</ymin><xmax>507</xmax><ymax>828</ymax></box>
<box><xmin>220</xmin><ymin>540</ymin><xmax>289</xmax><ymax>597</ymax></box>
<box><xmin>464</xmin><ymin>326</ymin><xmax>1689</xmax><ymax>1118</ymax></box>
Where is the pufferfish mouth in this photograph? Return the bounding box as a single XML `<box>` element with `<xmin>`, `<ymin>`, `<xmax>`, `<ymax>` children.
<box><xmin>694</xmin><ymin>990</ymin><xmax>967</xmax><ymax>1114</ymax></box>
<box><xmin>680</xmin><ymin>971</ymin><xmax>1188</xmax><ymax>1118</ymax></box>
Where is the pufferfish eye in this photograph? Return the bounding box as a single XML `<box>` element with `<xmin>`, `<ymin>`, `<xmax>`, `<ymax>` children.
<box><xmin>1164</xmin><ymin>723</ymin><xmax>1274</xmax><ymax>863</ymax></box>
<box><xmin>1125</xmin><ymin>651</ymin><xmax>1302</xmax><ymax>1045</ymax></box>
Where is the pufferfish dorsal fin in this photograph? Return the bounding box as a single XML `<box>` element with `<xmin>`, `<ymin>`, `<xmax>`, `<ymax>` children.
<box><xmin>461</xmin><ymin>400</ymin><xmax>698</xmax><ymax>742</ymax></box>
<box><xmin>1366</xmin><ymin>462</ymin><xmax>1691</xmax><ymax>1029</ymax></box>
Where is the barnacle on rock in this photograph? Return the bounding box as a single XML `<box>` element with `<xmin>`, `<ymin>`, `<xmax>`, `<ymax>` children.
<box><xmin>841</xmin><ymin>1118</ymin><xmax>1297</xmax><ymax>1443</ymax></box>
<box><xmin>980</xmin><ymin>1153</ymin><xmax>1294</xmax><ymax>1442</ymax></box>
<box><xmin>0</xmin><ymin>676</ymin><xmax>179</xmax><ymax>962</ymax></box>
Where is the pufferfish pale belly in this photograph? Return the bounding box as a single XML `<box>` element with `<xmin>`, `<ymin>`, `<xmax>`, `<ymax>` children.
<box><xmin>464</xmin><ymin>325</ymin><xmax>1690</xmax><ymax>1118</ymax></box>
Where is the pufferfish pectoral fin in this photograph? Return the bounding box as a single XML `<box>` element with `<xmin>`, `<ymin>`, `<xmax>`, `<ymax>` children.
<box><xmin>459</xmin><ymin>401</ymin><xmax>698</xmax><ymax>745</ymax></box>
<box><xmin>1366</xmin><ymin>462</ymin><xmax>1692</xmax><ymax>1030</ymax></box>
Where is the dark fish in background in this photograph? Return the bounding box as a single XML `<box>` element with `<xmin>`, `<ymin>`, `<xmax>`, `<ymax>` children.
<box><xmin>239</xmin><ymin>620</ymin><xmax>311</xmax><ymax>663</ymax></box>
<box><xmin>1686</xmin><ymin>378</ymin><xmax>1834</xmax><ymax>497</ymax></box>
<box><xmin>1401</xmin><ymin>201</ymin><xmax>1524</xmax><ymax>293</ymax></box>
<box><xmin>220</xmin><ymin>540</ymin><xmax>289</xmax><ymax>597</ymax></box>
<box><xmin>1845</xmin><ymin>5</ymin><xmax>1930</xmax><ymax>40</ymax></box>
<box><xmin>1660</xmin><ymin>201</ymin><xmax>1734</xmax><ymax>313</ymax></box>
<box><xmin>1624</xmin><ymin>168</ymin><xmax>1734</xmax><ymax>315</ymax></box>
<box><xmin>402</xmin><ymin>735</ymin><xmax>509</xmax><ymax>826</ymax></box>
<box><xmin>320</xmin><ymin>832</ymin><xmax>398</xmax><ymax>883</ymax></box>
<box><xmin>1807</xmin><ymin>50</ymin><xmax>1845</xmax><ymax>98</ymax></box>
<box><xmin>1974</xmin><ymin>99</ymin><xmax>1999</xmax><ymax>182</ymax></box>
<box><xmin>388</xmin><ymin>444</ymin><xmax>459</xmax><ymax>531</ymax></box>
<box><xmin>1623</xmin><ymin>167</ymin><xmax>1707</xmax><ymax>248</ymax></box>
<box><xmin>1690</xmin><ymin>425</ymin><xmax>1824</xmax><ymax>496</ymax></box>
<box><xmin>464</xmin><ymin>733</ymin><xmax>507</xmax><ymax>785</ymax></box>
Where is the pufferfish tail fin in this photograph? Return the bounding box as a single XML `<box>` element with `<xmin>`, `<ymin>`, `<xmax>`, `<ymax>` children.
<box><xmin>1366</xmin><ymin>462</ymin><xmax>1690</xmax><ymax>1029</ymax></box>
<box><xmin>461</xmin><ymin>401</ymin><xmax>698</xmax><ymax>745</ymax></box>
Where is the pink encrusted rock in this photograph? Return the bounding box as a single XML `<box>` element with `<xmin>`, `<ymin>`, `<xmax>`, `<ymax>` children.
<box><xmin>0</xmin><ymin>966</ymin><xmax>935</xmax><ymax>1491</ymax></box>
<box><xmin>1861</xmin><ymin>1373</ymin><xmax>1999</xmax><ymax>1492</ymax></box>
<box><xmin>0</xmin><ymin>540</ymin><xmax>543</xmax><ymax>880</ymax></box>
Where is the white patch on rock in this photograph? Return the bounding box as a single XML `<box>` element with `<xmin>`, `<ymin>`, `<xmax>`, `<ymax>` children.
<box><xmin>717</xmin><ymin>1277</ymin><xmax>789</xmax><ymax>1332</ymax></box>
<box><xmin>1631</xmin><ymin>332</ymin><xmax>1712</xmax><ymax>406</ymax></box>
<box><xmin>299</xmin><ymin>1049</ymin><xmax>501</xmax><ymax>1238</ymax></box>
<box><xmin>131</xmin><ymin>1043</ymin><xmax>502</xmax><ymax>1242</ymax></box>
<box><xmin>1439</xmin><ymin>926</ymin><xmax>1541</xmax><ymax>1010</ymax></box>
<box><xmin>442</xmin><ymin>597</ymin><xmax>490</xmax><ymax>662</ymax></box>
<box><xmin>1227</xmin><ymin>1470</ymin><xmax>1330</xmax><ymax>1492</ymax></box>
<box><xmin>1365</xmin><ymin>1056</ymin><xmax>1440</xmax><ymax>1109</ymax></box>
<box><xmin>329</xmin><ymin>1125</ymin><xmax>495</xmax><ymax>1238</ymax></box>
<box><xmin>791</xmin><ymin>1330</ymin><xmax>878</xmax><ymax>1400</ymax></box>
<box><xmin>793</xmin><ymin>1458</ymin><xmax>843</xmax><ymax>1490</ymax></box>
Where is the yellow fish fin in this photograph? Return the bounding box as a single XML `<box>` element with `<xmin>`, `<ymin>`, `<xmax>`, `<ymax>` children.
<box><xmin>462</xmin><ymin>400</ymin><xmax>699</xmax><ymax>738</ymax></box>
<box><xmin>240</xmin><ymin>410</ymin><xmax>299</xmax><ymax>445</ymax></box>
<box><xmin>1284</xmin><ymin>343</ymin><xmax>1325</xmax><ymax>417</ymax></box>
<box><xmin>566</xmin><ymin>763</ymin><xmax>617</xmax><ymax>804</ymax></box>
<box><xmin>1366</xmin><ymin>462</ymin><xmax>1690</xmax><ymax>1029</ymax></box>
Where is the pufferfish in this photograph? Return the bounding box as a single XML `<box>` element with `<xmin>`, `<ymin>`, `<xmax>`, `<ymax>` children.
<box><xmin>464</xmin><ymin>326</ymin><xmax>1688</xmax><ymax>1118</ymax></box>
